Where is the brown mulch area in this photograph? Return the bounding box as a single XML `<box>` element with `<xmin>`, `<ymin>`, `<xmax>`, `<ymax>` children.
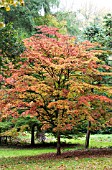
<box><xmin>23</xmin><ymin>149</ymin><xmax>112</xmax><ymax>160</ymax></box>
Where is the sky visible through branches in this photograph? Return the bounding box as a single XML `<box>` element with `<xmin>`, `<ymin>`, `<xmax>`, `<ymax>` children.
<box><xmin>59</xmin><ymin>0</ymin><xmax>112</xmax><ymax>11</ymax></box>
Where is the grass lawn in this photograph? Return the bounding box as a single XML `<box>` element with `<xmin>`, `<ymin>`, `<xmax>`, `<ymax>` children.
<box><xmin>0</xmin><ymin>155</ymin><xmax>112</xmax><ymax>170</ymax></box>
<box><xmin>0</xmin><ymin>134</ymin><xmax>111</xmax><ymax>158</ymax></box>
<box><xmin>65</xmin><ymin>134</ymin><xmax>112</xmax><ymax>148</ymax></box>
<box><xmin>0</xmin><ymin>134</ymin><xmax>112</xmax><ymax>169</ymax></box>
<box><xmin>0</xmin><ymin>147</ymin><xmax>56</xmax><ymax>158</ymax></box>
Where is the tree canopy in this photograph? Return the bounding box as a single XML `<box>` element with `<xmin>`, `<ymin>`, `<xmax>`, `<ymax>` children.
<box><xmin>0</xmin><ymin>0</ymin><xmax>24</xmax><ymax>9</ymax></box>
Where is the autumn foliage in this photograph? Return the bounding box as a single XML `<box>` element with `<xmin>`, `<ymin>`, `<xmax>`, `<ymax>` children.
<box><xmin>0</xmin><ymin>26</ymin><xmax>112</xmax><ymax>154</ymax></box>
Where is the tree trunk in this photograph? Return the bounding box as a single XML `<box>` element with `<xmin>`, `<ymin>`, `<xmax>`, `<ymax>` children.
<box><xmin>0</xmin><ymin>128</ymin><xmax>1</xmax><ymax>145</ymax></box>
<box><xmin>85</xmin><ymin>121</ymin><xmax>91</xmax><ymax>149</ymax></box>
<box><xmin>31</xmin><ymin>125</ymin><xmax>35</xmax><ymax>146</ymax></box>
<box><xmin>57</xmin><ymin>131</ymin><xmax>61</xmax><ymax>155</ymax></box>
<box><xmin>43</xmin><ymin>0</ymin><xmax>50</xmax><ymax>15</ymax></box>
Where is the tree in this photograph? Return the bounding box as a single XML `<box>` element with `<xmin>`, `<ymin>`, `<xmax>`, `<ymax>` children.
<box><xmin>0</xmin><ymin>0</ymin><xmax>39</xmax><ymax>37</ymax></box>
<box><xmin>0</xmin><ymin>0</ymin><xmax>60</xmax><ymax>37</ymax></box>
<box><xmin>0</xmin><ymin>26</ymin><xmax>112</xmax><ymax>155</ymax></box>
<box><xmin>84</xmin><ymin>13</ymin><xmax>112</xmax><ymax>50</ymax></box>
<box><xmin>77</xmin><ymin>1</ymin><xmax>109</xmax><ymax>29</ymax></box>
<box><xmin>83</xmin><ymin>14</ymin><xmax>112</xmax><ymax>144</ymax></box>
<box><xmin>0</xmin><ymin>0</ymin><xmax>24</xmax><ymax>28</ymax></box>
<box><xmin>0</xmin><ymin>0</ymin><xmax>24</xmax><ymax>8</ymax></box>
<box><xmin>0</xmin><ymin>22</ymin><xmax>25</xmax><ymax>94</ymax></box>
<box><xmin>0</xmin><ymin>23</ymin><xmax>25</xmax><ymax>61</ymax></box>
<box><xmin>77</xmin><ymin>94</ymin><xmax>112</xmax><ymax>148</ymax></box>
<box><xmin>40</xmin><ymin>0</ymin><xmax>59</xmax><ymax>15</ymax></box>
<box><xmin>84</xmin><ymin>24</ymin><xmax>101</xmax><ymax>41</ymax></box>
<box><xmin>34</xmin><ymin>14</ymin><xmax>67</xmax><ymax>35</ymax></box>
<box><xmin>55</xmin><ymin>11</ymin><xmax>80</xmax><ymax>36</ymax></box>
<box><xmin>15</xmin><ymin>116</ymin><xmax>41</xmax><ymax>146</ymax></box>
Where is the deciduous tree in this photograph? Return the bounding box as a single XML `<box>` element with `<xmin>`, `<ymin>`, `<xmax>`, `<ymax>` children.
<box><xmin>0</xmin><ymin>0</ymin><xmax>24</xmax><ymax>27</ymax></box>
<box><xmin>0</xmin><ymin>26</ymin><xmax>112</xmax><ymax>155</ymax></box>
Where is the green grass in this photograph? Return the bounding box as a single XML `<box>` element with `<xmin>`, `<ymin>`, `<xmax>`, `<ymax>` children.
<box><xmin>0</xmin><ymin>134</ymin><xmax>112</xmax><ymax>158</ymax></box>
<box><xmin>0</xmin><ymin>147</ymin><xmax>56</xmax><ymax>158</ymax></box>
<box><xmin>17</xmin><ymin>132</ymin><xmax>112</xmax><ymax>149</ymax></box>
<box><xmin>0</xmin><ymin>134</ymin><xmax>112</xmax><ymax>169</ymax></box>
<box><xmin>0</xmin><ymin>146</ymin><xmax>81</xmax><ymax>158</ymax></box>
<box><xmin>0</xmin><ymin>156</ymin><xmax>112</xmax><ymax>170</ymax></box>
<box><xmin>62</xmin><ymin>134</ymin><xmax>112</xmax><ymax>148</ymax></box>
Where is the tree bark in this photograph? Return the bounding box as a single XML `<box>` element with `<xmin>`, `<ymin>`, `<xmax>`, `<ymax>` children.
<box><xmin>31</xmin><ymin>125</ymin><xmax>35</xmax><ymax>146</ymax></box>
<box><xmin>85</xmin><ymin>121</ymin><xmax>91</xmax><ymax>149</ymax></box>
<box><xmin>57</xmin><ymin>131</ymin><xmax>61</xmax><ymax>155</ymax></box>
<box><xmin>0</xmin><ymin>128</ymin><xmax>1</xmax><ymax>145</ymax></box>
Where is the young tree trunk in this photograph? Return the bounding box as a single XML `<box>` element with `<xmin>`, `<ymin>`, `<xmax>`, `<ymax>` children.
<box><xmin>57</xmin><ymin>131</ymin><xmax>61</xmax><ymax>155</ymax></box>
<box><xmin>31</xmin><ymin>125</ymin><xmax>35</xmax><ymax>146</ymax></box>
<box><xmin>85</xmin><ymin>121</ymin><xmax>91</xmax><ymax>149</ymax></box>
<box><xmin>0</xmin><ymin>128</ymin><xmax>1</xmax><ymax>145</ymax></box>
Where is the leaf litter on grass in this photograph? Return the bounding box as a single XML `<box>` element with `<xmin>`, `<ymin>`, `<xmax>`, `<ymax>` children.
<box><xmin>0</xmin><ymin>149</ymin><xmax>112</xmax><ymax>170</ymax></box>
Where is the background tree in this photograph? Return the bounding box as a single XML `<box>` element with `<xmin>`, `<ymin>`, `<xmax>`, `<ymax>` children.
<box><xmin>0</xmin><ymin>0</ymin><xmax>24</xmax><ymax>27</ymax></box>
<box><xmin>55</xmin><ymin>11</ymin><xmax>80</xmax><ymax>36</ymax></box>
<box><xmin>0</xmin><ymin>22</ymin><xmax>25</xmax><ymax>94</ymax></box>
<box><xmin>0</xmin><ymin>0</ymin><xmax>24</xmax><ymax>8</ymax></box>
<box><xmin>41</xmin><ymin>0</ymin><xmax>59</xmax><ymax>15</ymax></box>
<box><xmin>15</xmin><ymin>116</ymin><xmax>41</xmax><ymax>146</ymax></box>
<box><xmin>84</xmin><ymin>13</ymin><xmax>112</xmax><ymax>50</ymax></box>
<box><xmin>34</xmin><ymin>14</ymin><xmax>67</xmax><ymax>35</ymax></box>
<box><xmin>0</xmin><ymin>0</ymin><xmax>60</xmax><ymax>38</ymax></box>
<box><xmin>0</xmin><ymin>23</ymin><xmax>25</xmax><ymax>61</ymax></box>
